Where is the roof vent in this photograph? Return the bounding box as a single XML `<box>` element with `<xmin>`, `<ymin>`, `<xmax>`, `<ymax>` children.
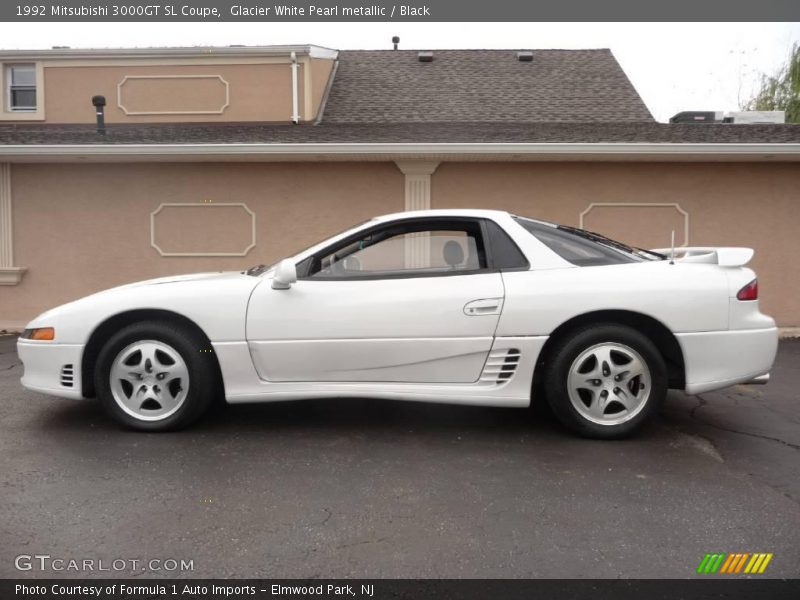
<box><xmin>91</xmin><ymin>95</ymin><xmax>106</xmax><ymax>136</ymax></box>
<box><xmin>417</xmin><ymin>51</ymin><xmax>433</xmax><ymax>62</ymax></box>
<box><xmin>516</xmin><ymin>51</ymin><xmax>533</xmax><ymax>62</ymax></box>
<box><xmin>392</xmin><ymin>36</ymin><xmax>400</xmax><ymax>51</ymax></box>
<box><xmin>669</xmin><ymin>111</ymin><xmax>722</xmax><ymax>124</ymax></box>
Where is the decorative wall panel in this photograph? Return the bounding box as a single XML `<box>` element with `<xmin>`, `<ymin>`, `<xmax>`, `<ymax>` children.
<box><xmin>150</xmin><ymin>203</ymin><xmax>256</xmax><ymax>257</ymax></box>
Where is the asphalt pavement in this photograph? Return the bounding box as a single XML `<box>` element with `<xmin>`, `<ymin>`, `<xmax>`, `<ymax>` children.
<box><xmin>1</xmin><ymin>334</ymin><xmax>798</xmax><ymax>578</ymax></box>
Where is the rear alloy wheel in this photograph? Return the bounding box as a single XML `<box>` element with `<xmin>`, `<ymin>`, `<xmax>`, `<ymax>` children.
<box><xmin>95</xmin><ymin>321</ymin><xmax>218</xmax><ymax>431</ymax></box>
<box><xmin>544</xmin><ymin>325</ymin><xmax>667</xmax><ymax>438</ymax></box>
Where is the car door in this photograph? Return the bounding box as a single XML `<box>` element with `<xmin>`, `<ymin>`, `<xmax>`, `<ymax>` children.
<box><xmin>246</xmin><ymin>217</ymin><xmax>505</xmax><ymax>383</ymax></box>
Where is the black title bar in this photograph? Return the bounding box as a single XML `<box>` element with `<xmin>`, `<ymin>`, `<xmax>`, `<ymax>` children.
<box><xmin>1</xmin><ymin>0</ymin><xmax>799</xmax><ymax>22</ymax></box>
<box><xmin>4</xmin><ymin>579</ymin><xmax>800</xmax><ymax>600</ymax></box>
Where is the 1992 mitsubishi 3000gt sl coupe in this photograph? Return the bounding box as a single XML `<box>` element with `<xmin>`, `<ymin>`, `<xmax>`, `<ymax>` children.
<box><xmin>18</xmin><ymin>210</ymin><xmax>778</xmax><ymax>438</ymax></box>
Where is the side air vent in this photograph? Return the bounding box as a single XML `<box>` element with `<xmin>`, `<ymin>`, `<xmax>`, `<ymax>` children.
<box><xmin>480</xmin><ymin>349</ymin><xmax>521</xmax><ymax>385</ymax></box>
<box><xmin>60</xmin><ymin>364</ymin><xmax>74</xmax><ymax>388</ymax></box>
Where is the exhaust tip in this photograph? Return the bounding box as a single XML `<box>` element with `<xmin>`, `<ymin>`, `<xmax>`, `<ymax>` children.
<box><xmin>742</xmin><ymin>373</ymin><xmax>769</xmax><ymax>385</ymax></box>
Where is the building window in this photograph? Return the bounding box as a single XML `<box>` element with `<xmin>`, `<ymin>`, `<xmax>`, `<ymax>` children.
<box><xmin>6</xmin><ymin>64</ymin><xmax>37</xmax><ymax>111</ymax></box>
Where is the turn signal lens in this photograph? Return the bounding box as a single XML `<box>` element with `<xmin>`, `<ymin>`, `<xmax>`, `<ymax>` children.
<box><xmin>24</xmin><ymin>327</ymin><xmax>55</xmax><ymax>341</ymax></box>
<box><xmin>737</xmin><ymin>279</ymin><xmax>758</xmax><ymax>301</ymax></box>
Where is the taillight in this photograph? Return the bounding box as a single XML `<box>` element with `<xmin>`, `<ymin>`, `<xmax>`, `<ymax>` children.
<box><xmin>737</xmin><ymin>279</ymin><xmax>758</xmax><ymax>301</ymax></box>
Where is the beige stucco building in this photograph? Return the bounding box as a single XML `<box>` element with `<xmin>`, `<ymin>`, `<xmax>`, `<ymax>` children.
<box><xmin>1</xmin><ymin>45</ymin><xmax>798</xmax><ymax>328</ymax></box>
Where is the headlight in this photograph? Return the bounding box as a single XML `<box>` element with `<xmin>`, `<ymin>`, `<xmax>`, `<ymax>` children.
<box><xmin>21</xmin><ymin>327</ymin><xmax>55</xmax><ymax>341</ymax></box>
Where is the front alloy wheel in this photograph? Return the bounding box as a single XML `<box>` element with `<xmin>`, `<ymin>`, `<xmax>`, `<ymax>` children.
<box><xmin>95</xmin><ymin>321</ymin><xmax>218</xmax><ymax>431</ymax></box>
<box><xmin>109</xmin><ymin>340</ymin><xmax>190</xmax><ymax>422</ymax></box>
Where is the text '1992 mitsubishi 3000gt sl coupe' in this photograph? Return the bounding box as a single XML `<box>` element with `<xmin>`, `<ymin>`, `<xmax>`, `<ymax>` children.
<box><xmin>18</xmin><ymin>210</ymin><xmax>778</xmax><ymax>438</ymax></box>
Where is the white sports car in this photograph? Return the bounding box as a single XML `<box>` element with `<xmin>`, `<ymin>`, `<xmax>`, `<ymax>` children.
<box><xmin>18</xmin><ymin>209</ymin><xmax>778</xmax><ymax>438</ymax></box>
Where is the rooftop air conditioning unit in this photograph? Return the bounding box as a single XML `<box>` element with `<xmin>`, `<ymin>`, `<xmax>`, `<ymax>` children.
<box><xmin>722</xmin><ymin>111</ymin><xmax>785</xmax><ymax>124</ymax></box>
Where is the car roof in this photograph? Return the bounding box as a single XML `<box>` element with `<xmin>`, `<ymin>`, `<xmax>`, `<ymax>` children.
<box><xmin>372</xmin><ymin>209</ymin><xmax>512</xmax><ymax>222</ymax></box>
<box><xmin>372</xmin><ymin>209</ymin><xmax>556</xmax><ymax>228</ymax></box>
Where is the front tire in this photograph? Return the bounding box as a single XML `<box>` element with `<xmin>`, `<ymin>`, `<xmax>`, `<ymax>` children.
<box><xmin>95</xmin><ymin>321</ymin><xmax>218</xmax><ymax>431</ymax></box>
<box><xmin>543</xmin><ymin>324</ymin><xmax>667</xmax><ymax>439</ymax></box>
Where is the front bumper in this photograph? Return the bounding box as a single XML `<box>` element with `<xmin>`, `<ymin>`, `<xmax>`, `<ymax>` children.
<box><xmin>677</xmin><ymin>327</ymin><xmax>779</xmax><ymax>395</ymax></box>
<box><xmin>17</xmin><ymin>339</ymin><xmax>85</xmax><ymax>399</ymax></box>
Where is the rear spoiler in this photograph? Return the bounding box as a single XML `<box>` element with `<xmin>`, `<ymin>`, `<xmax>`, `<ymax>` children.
<box><xmin>649</xmin><ymin>247</ymin><xmax>754</xmax><ymax>267</ymax></box>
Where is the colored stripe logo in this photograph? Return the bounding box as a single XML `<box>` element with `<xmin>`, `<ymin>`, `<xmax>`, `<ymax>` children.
<box><xmin>696</xmin><ymin>552</ymin><xmax>773</xmax><ymax>574</ymax></box>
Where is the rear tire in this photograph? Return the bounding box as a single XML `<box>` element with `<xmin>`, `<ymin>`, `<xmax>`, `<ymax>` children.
<box><xmin>543</xmin><ymin>324</ymin><xmax>667</xmax><ymax>439</ymax></box>
<box><xmin>95</xmin><ymin>321</ymin><xmax>218</xmax><ymax>431</ymax></box>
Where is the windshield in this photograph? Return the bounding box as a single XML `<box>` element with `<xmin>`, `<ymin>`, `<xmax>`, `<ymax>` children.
<box><xmin>513</xmin><ymin>217</ymin><xmax>666</xmax><ymax>266</ymax></box>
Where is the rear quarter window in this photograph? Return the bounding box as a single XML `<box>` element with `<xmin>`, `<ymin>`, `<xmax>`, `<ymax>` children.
<box><xmin>513</xmin><ymin>217</ymin><xmax>640</xmax><ymax>266</ymax></box>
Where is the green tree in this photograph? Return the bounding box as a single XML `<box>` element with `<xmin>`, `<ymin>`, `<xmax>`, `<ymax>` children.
<box><xmin>743</xmin><ymin>43</ymin><xmax>800</xmax><ymax>123</ymax></box>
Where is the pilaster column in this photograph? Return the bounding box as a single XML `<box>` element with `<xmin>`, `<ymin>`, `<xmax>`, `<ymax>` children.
<box><xmin>0</xmin><ymin>163</ymin><xmax>26</xmax><ymax>285</ymax></box>
<box><xmin>395</xmin><ymin>160</ymin><xmax>439</xmax><ymax>211</ymax></box>
<box><xmin>395</xmin><ymin>161</ymin><xmax>440</xmax><ymax>268</ymax></box>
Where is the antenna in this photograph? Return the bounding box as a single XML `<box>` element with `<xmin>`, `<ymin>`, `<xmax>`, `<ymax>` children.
<box><xmin>669</xmin><ymin>230</ymin><xmax>675</xmax><ymax>265</ymax></box>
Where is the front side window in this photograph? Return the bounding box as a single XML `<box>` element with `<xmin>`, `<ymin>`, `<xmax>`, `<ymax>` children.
<box><xmin>513</xmin><ymin>217</ymin><xmax>664</xmax><ymax>266</ymax></box>
<box><xmin>6</xmin><ymin>64</ymin><xmax>37</xmax><ymax>111</ymax></box>
<box><xmin>306</xmin><ymin>221</ymin><xmax>486</xmax><ymax>279</ymax></box>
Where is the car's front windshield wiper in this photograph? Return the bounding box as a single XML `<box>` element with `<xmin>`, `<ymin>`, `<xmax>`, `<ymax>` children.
<box><xmin>244</xmin><ymin>264</ymin><xmax>270</xmax><ymax>276</ymax></box>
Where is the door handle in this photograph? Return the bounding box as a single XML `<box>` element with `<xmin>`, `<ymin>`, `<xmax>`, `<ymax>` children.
<box><xmin>464</xmin><ymin>298</ymin><xmax>503</xmax><ymax>316</ymax></box>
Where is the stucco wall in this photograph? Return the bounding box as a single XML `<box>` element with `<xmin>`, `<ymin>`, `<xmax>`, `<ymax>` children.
<box><xmin>0</xmin><ymin>57</ymin><xmax>336</xmax><ymax>124</ymax></box>
<box><xmin>432</xmin><ymin>161</ymin><xmax>800</xmax><ymax>326</ymax></box>
<box><xmin>43</xmin><ymin>63</ymin><xmax>306</xmax><ymax>123</ymax></box>
<box><xmin>2</xmin><ymin>160</ymin><xmax>798</xmax><ymax>327</ymax></box>
<box><xmin>3</xmin><ymin>162</ymin><xmax>403</xmax><ymax>324</ymax></box>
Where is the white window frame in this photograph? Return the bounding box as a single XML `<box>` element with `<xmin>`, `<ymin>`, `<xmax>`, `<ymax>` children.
<box><xmin>6</xmin><ymin>63</ymin><xmax>37</xmax><ymax>112</ymax></box>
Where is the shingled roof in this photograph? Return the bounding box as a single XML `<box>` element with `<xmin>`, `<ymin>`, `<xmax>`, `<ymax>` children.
<box><xmin>0</xmin><ymin>46</ymin><xmax>798</xmax><ymax>149</ymax></box>
<box><xmin>1</xmin><ymin>122</ymin><xmax>799</xmax><ymax>145</ymax></box>
<box><xmin>321</xmin><ymin>49</ymin><xmax>655</xmax><ymax>123</ymax></box>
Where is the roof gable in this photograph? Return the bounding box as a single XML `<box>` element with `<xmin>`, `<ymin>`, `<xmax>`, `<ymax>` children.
<box><xmin>321</xmin><ymin>49</ymin><xmax>655</xmax><ymax>124</ymax></box>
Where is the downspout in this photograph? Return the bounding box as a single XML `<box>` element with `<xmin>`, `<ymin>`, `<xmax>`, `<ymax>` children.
<box><xmin>290</xmin><ymin>51</ymin><xmax>300</xmax><ymax>124</ymax></box>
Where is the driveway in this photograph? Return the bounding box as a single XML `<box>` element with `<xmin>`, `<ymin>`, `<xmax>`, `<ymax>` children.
<box><xmin>1</xmin><ymin>334</ymin><xmax>798</xmax><ymax>578</ymax></box>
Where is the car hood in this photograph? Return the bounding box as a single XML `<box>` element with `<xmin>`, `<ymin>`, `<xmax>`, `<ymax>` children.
<box><xmin>25</xmin><ymin>270</ymin><xmax>261</xmax><ymax>340</ymax></box>
<box><xmin>106</xmin><ymin>271</ymin><xmax>251</xmax><ymax>291</ymax></box>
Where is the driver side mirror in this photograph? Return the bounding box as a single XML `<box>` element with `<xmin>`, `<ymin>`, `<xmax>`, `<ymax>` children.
<box><xmin>271</xmin><ymin>259</ymin><xmax>297</xmax><ymax>290</ymax></box>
